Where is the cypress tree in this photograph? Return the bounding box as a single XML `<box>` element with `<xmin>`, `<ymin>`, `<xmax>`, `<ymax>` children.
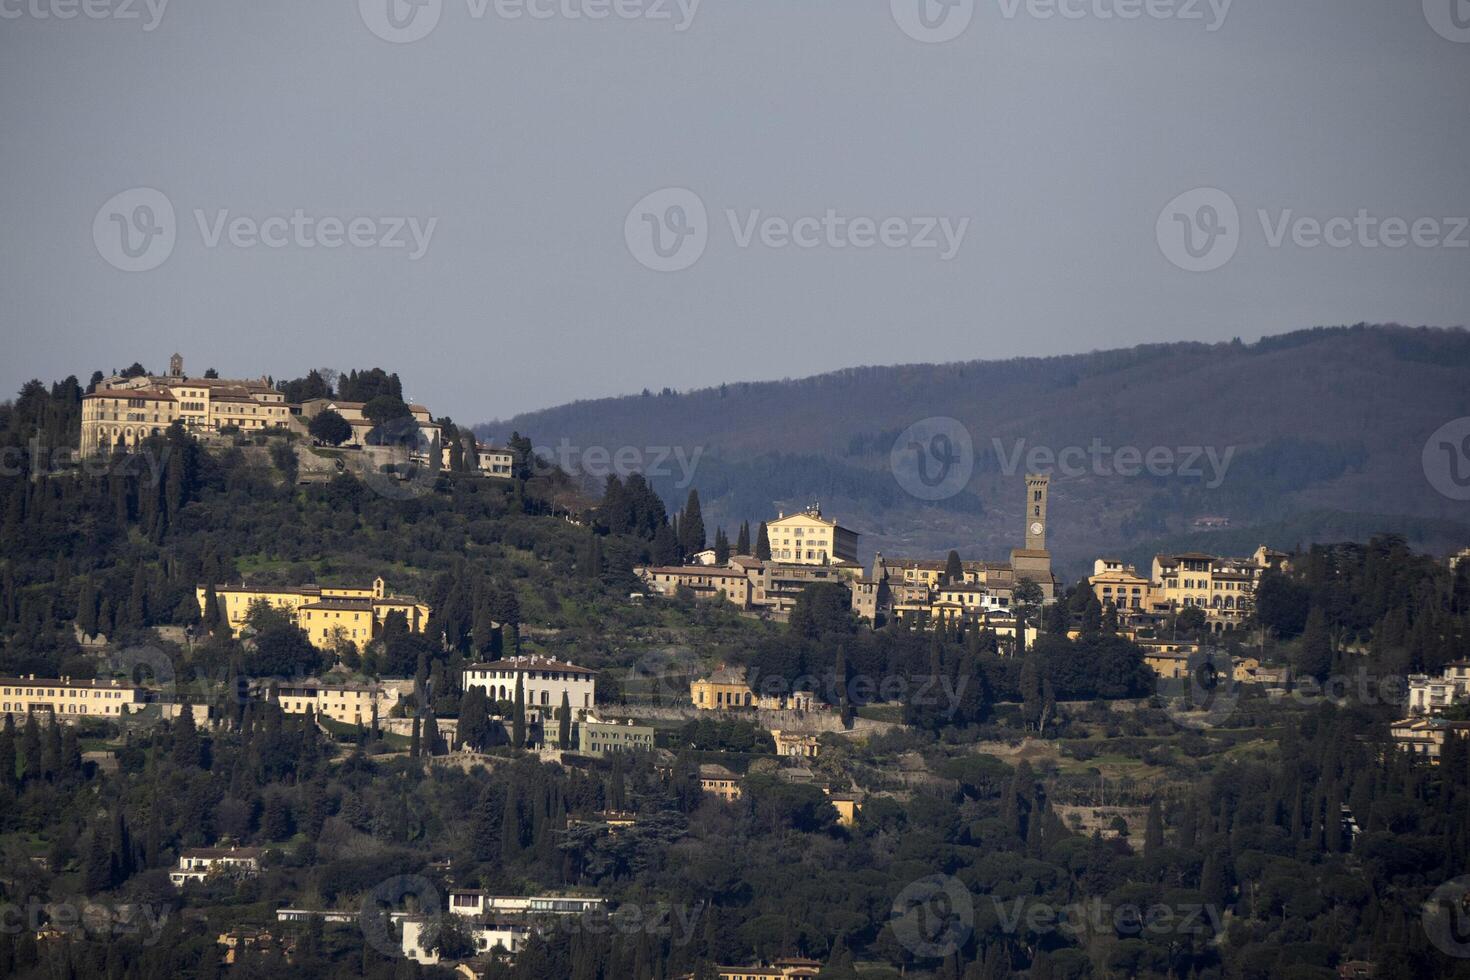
<box><xmin>0</xmin><ymin>716</ymin><xmax>15</xmax><ymax>790</ymax></box>
<box><xmin>558</xmin><ymin>691</ymin><xmax>572</xmax><ymax>749</ymax></box>
<box><xmin>944</xmin><ymin>550</ymin><xmax>963</xmax><ymax>584</ymax></box>
<box><xmin>20</xmin><ymin>715</ymin><xmax>41</xmax><ymax>782</ymax></box>
<box><xmin>42</xmin><ymin>721</ymin><xmax>62</xmax><ymax>779</ymax></box>
<box><xmin>512</xmin><ymin>674</ymin><xmax>526</xmax><ymax>749</ymax></box>
<box><xmin>171</xmin><ymin>705</ymin><xmax>199</xmax><ymax>768</ymax></box>
<box><xmin>1144</xmin><ymin>800</ymin><xmax>1165</xmax><ymax>856</ymax></box>
<box><xmin>501</xmin><ymin>783</ymin><xmax>521</xmax><ymax>859</ymax></box>
<box><xmin>736</xmin><ymin>521</ymin><xmax>751</xmax><ymax>556</ymax></box>
<box><xmin>755</xmin><ymin>522</ymin><xmax>771</xmax><ymax>562</ymax></box>
<box><xmin>680</xmin><ymin>489</ymin><xmax>705</xmax><ymax>556</ymax></box>
<box><xmin>713</xmin><ymin>528</ymin><xmax>729</xmax><ymax>565</ymax></box>
<box><xmin>77</xmin><ymin>578</ymin><xmax>99</xmax><ymax>637</ymax></box>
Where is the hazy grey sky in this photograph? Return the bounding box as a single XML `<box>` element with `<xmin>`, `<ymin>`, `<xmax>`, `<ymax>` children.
<box><xmin>2</xmin><ymin>0</ymin><xmax>1467</xmax><ymax>423</ymax></box>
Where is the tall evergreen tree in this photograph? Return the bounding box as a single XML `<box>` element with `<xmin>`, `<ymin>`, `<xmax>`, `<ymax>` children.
<box><xmin>512</xmin><ymin>674</ymin><xmax>526</xmax><ymax>750</ymax></box>
<box><xmin>755</xmin><ymin>522</ymin><xmax>771</xmax><ymax>562</ymax></box>
<box><xmin>736</xmin><ymin>521</ymin><xmax>751</xmax><ymax>556</ymax></box>
<box><xmin>680</xmin><ymin>489</ymin><xmax>706</xmax><ymax>557</ymax></box>
<box><xmin>558</xmin><ymin>691</ymin><xmax>572</xmax><ymax>749</ymax></box>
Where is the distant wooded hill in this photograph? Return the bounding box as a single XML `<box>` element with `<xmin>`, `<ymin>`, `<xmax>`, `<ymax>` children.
<box><xmin>477</xmin><ymin>325</ymin><xmax>1470</xmax><ymax>580</ymax></box>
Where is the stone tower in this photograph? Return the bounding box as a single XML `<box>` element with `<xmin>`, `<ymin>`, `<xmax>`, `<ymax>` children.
<box><xmin>168</xmin><ymin>352</ymin><xmax>184</xmax><ymax>378</ymax></box>
<box><xmin>1024</xmin><ymin>473</ymin><xmax>1049</xmax><ymax>552</ymax></box>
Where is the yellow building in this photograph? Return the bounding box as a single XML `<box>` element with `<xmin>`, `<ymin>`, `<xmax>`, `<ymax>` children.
<box><xmin>1152</xmin><ymin>552</ymin><xmax>1266</xmax><ymax>632</ymax></box>
<box><xmin>81</xmin><ymin>356</ymin><xmax>291</xmax><ymax>456</ymax></box>
<box><xmin>765</xmin><ymin>506</ymin><xmax>858</xmax><ymax>566</ymax></box>
<box><xmin>699</xmin><ymin>763</ymin><xmax>743</xmax><ymax>801</ymax></box>
<box><xmin>825</xmin><ymin>790</ymin><xmax>864</xmax><ymax>828</ymax></box>
<box><xmin>690</xmin><ymin>666</ymin><xmax>755</xmax><ymax>709</ymax></box>
<box><xmin>1089</xmin><ymin>559</ymin><xmax>1154</xmax><ymax>613</ymax></box>
<box><xmin>1</xmin><ymin>675</ymin><xmax>143</xmax><ymax>721</ymax></box>
<box><xmin>198</xmin><ymin>577</ymin><xmax>430</xmax><ymax>651</ymax></box>
<box><xmin>1390</xmin><ymin>717</ymin><xmax>1470</xmax><ymax>763</ymax></box>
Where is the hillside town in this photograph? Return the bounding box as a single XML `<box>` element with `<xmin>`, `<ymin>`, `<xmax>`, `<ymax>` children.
<box><xmin>2</xmin><ymin>356</ymin><xmax>1469</xmax><ymax>980</ymax></box>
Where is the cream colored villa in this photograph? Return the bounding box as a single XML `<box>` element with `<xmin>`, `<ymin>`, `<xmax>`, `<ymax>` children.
<box><xmin>272</xmin><ymin>679</ymin><xmax>411</xmax><ymax>725</ymax></box>
<box><xmin>81</xmin><ymin>354</ymin><xmax>291</xmax><ymax>455</ymax></box>
<box><xmin>197</xmin><ymin>577</ymin><xmax>431</xmax><ymax>651</ymax></box>
<box><xmin>462</xmin><ymin>656</ymin><xmax>598</xmax><ymax>722</ymax></box>
<box><xmin>1</xmin><ymin>675</ymin><xmax>144</xmax><ymax>722</ymax></box>
<box><xmin>766</xmin><ymin>506</ymin><xmax>859</xmax><ymax>566</ymax></box>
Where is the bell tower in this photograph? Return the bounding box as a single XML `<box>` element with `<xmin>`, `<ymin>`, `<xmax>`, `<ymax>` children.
<box><xmin>168</xmin><ymin>352</ymin><xmax>184</xmax><ymax>378</ymax></box>
<box><xmin>1024</xmin><ymin>474</ymin><xmax>1049</xmax><ymax>552</ymax></box>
